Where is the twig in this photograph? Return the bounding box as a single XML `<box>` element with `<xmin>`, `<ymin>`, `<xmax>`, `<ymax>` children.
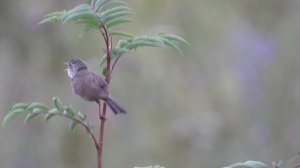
<box><xmin>55</xmin><ymin>113</ymin><xmax>99</xmax><ymax>151</ymax></box>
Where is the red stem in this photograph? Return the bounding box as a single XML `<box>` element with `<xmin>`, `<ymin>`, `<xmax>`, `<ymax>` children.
<box><xmin>97</xmin><ymin>25</ymin><xmax>111</xmax><ymax>168</ymax></box>
<box><xmin>55</xmin><ymin>113</ymin><xmax>99</xmax><ymax>151</ymax></box>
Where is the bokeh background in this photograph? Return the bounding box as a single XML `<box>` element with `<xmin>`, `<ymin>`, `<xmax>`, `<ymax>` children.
<box><xmin>1</xmin><ymin>0</ymin><xmax>300</xmax><ymax>168</ymax></box>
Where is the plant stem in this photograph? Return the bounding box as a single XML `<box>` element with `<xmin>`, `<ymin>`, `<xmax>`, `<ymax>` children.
<box><xmin>97</xmin><ymin>25</ymin><xmax>111</xmax><ymax>168</ymax></box>
<box><xmin>55</xmin><ymin>113</ymin><xmax>99</xmax><ymax>150</ymax></box>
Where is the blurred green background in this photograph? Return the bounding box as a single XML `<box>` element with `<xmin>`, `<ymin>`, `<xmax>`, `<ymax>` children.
<box><xmin>1</xmin><ymin>0</ymin><xmax>300</xmax><ymax>168</ymax></box>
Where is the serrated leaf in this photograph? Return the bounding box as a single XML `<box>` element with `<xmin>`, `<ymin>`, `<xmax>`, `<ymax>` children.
<box><xmin>76</xmin><ymin>18</ymin><xmax>100</xmax><ymax>28</ymax></box>
<box><xmin>63</xmin><ymin>11</ymin><xmax>96</xmax><ymax>24</ymax></box>
<box><xmin>2</xmin><ymin>109</ymin><xmax>27</xmax><ymax>128</ymax></box>
<box><xmin>100</xmin><ymin>48</ymin><xmax>128</xmax><ymax>71</ymax></box>
<box><xmin>24</xmin><ymin>112</ymin><xmax>40</xmax><ymax>124</ymax></box>
<box><xmin>102</xmin><ymin>11</ymin><xmax>134</xmax><ymax>23</ymax></box>
<box><xmin>44</xmin><ymin>113</ymin><xmax>56</xmax><ymax>122</ymax></box>
<box><xmin>94</xmin><ymin>0</ymin><xmax>107</xmax><ymax>10</ymax></box>
<box><xmin>100</xmin><ymin>6</ymin><xmax>132</xmax><ymax>19</ymax></box>
<box><xmin>159</xmin><ymin>33</ymin><xmax>190</xmax><ymax>45</ymax></box>
<box><xmin>9</xmin><ymin>103</ymin><xmax>28</xmax><ymax>111</ymax></box>
<box><xmin>244</xmin><ymin>161</ymin><xmax>267</xmax><ymax>168</ymax></box>
<box><xmin>69</xmin><ymin>120</ymin><xmax>78</xmax><ymax>132</ymax></box>
<box><xmin>117</xmin><ymin>39</ymin><xmax>128</xmax><ymax>47</ymax></box>
<box><xmin>53</xmin><ymin>97</ymin><xmax>64</xmax><ymax>112</ymax></box>
<box><xmin>110</xmin><ymin>31</ymin><xmax>134</xmax><ymax>38</ymax></box>
<box><xmin>38</xmin><ymin>16</ymin><xmax>60</xmax><ymax>25</ymax></box>
<box><xmin>125</xmin><ymin>40</ymin><xmax>161</xmax><ymax>49</ymax></box>
<box><xmin>77</xmin><ymin>111</ymin><xmax>87</xmax><ymax>121</ymax></box>
<box><xmin>97</xmin><ymin>0</ymin><xmax>128</xmax><ymax>13</ymax></box>
<box><xmin>106</xmin><ymin>18</ymin><xmax>132</xmax><ymax>28</ymax></box>
<box><xmin>67</xmin><ymin>4</ymin><xmax>91</xmax><ymax>16</ymax></box>
<box><xmin>39</xmin><ymin>10</ymin><xmax>67</xmax><ymax>25</ymax></box>
<box><xmin>79</xmin><ymin>26</ymin><xmax>96</xmax><ymax>38</ymax></box>
<box><xmin>136</xmin><ymin>36</ymin><xmax>164</xmax><ymax>46</ymax></box>
<box><xmin>25</xmin><ymin>102</ymin><xmax>48</xmax><ymax>112</ymax></box>
<box><xmin>160</xmin><ymin>37</ymin><xmax>183</xmax><ymax>55</ymax></box>
<box><xmin>45</xmin><ymin>10</ymin><xmax>66</xmax><ymax>18</ymax></box>
<box><xmin>116</xmin><ymin>47</ymin><xmax>130</xmax><ymax>55</ymax></box>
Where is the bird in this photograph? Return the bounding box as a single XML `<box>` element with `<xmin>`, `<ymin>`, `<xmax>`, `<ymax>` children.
<box><xmin>65</xmin><ymin>58</ymin><xmax>127</xmax><ymax>115</ymax></box>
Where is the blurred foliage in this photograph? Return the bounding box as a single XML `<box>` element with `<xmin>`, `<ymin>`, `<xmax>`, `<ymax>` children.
<box><xmin>1</xmin><ymin>0</ymin><xmax>300</xmax><ymax>168</ymax></box>
<box><xmin>3</xmin><ymin>97</ymin><xmax>91</xmax><ymax>133</ymax></box>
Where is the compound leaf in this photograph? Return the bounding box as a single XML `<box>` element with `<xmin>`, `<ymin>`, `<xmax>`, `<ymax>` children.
<box><xmin>2</xmin><ymin>109</ymin><xmax>27</xmax><ymax>128</ymax></box>
<box><xmin>110</xmin><ymin>31</ymin><xmax>134</xmax><ymax>38</ymax></box>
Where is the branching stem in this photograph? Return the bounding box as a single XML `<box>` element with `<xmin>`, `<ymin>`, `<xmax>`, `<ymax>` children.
<box><xmin>53</xmin><ymin>113</ymin><xmax>99</xmax><ymax>151</ymax></box>
<box><xmin>97</xmin><ymin>24</ymin><xmax>111</xmax><ymax>168</ymax></box>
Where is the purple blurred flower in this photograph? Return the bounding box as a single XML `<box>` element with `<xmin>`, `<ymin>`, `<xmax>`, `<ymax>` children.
<box><xmin>231</xmin><ymin>24</ymin><xmax>276</xmax><ymax>102</ymax></box>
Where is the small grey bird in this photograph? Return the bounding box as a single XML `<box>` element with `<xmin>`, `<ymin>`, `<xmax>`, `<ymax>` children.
<box><xmin>66</xmin><ymin>58</ymin><xmax>127</xmax><ymax>115</ymax></box>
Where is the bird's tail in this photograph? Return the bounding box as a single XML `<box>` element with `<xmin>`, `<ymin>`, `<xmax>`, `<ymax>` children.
<box><xmin>104</xmin><ymin>98</ymin><xmax>127</xmax><ymax>115</ymax></box>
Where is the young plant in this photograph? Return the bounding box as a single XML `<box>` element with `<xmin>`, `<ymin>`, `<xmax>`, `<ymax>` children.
<box><xmin>2</xmin><ymin>0</ymin><xmax>188</xmax><ymax>168</ymax></box>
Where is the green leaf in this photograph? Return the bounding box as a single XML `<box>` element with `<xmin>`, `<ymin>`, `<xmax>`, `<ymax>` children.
<box><xmin>38</xmin><ymin>16</ymin><xmax>59</xmax><ymax>25</ymax></box>
<box><xmin>100</xmin><ymin>6</ymin><xmax>132</xmax><ymax>19</ymax></box>
<box><xmin>64</xmin><ymin>107</ymin><xmax>76</xmax><ymax>116</ymax></box>
<box><xmin>160</xmin><ymin>37</ymin><xmax>183</xmax><ymax>55</ymax></box>
<box><xmin>45</xmin><ymin>10</ymin><xmax>67</xmax><ymax>18</ymax></box>
<box><xmin>110</xmin><ymin>31</ymin><xmax>134</xmax><ymax>38</ymax></box>
<box><xmin>2</xmin><ymin>109</ymin><xmax>27</xmax><ymax>128</ymax></box>
<box><xmin>77</xmin><ymin>111</ymin><xmax>87</xmax><ymax>121</ymax></box>
<box><xmin>9</xmin><ymin>103</ymin><xmax>28</xmax><ymax>111</ymax></box>
<box><xmin>102</xmin><ymin>11</ymin><xmax>134</xmax><ymax>23</ymax></box>
<box><xmin>63</xmin><ymin>11</ymin><xmax>96</xmax><ymax>24</ymax></box>
<box><xmin>76</xmin><ymin>17</ymin><xmax>100</xmax><ymax>28</ymax></box>
<box><xmin>39</xmin><ymin>10</ymin><xmax>66</xmax><ymax>25</ymax></box>
<box><xmin>159</xmin><ymin>33</ymin><xmax>190</xmax><ymax>45</ymax></box>
<box><xmin>79</xmin><ymin>26</ymin><xmax>96</xmax><ymax>38</ymax></box>
<box><xmin>69</xmin><ymin>120</ymin><xmax>78</xmax><ymax>132</ymax></box>
<box><xmin>99</xmin><ymin>54</ymin><xmax>108</xmax><ymax>66</ymax></box>
<box><xmin>86</xmin><ymin>0</ymin><xmax>93</xmax><ymax>5</ymax></box>
<box><xmin>44</xmin><ymin>113</ymin><xmax>56</xmax><ymax>122</ymax></box>
<box><xmin>24</xmin><ymin>112</ymin><xmax>40</xmax><ymax>124</ymax></box>
<box><xmin>117</xmin><ymin>39</ymin><xmax>128</xmax><ymax>47</ymax></box>
<box><xmin>117</xmin><ymin>47</ymin><xmax>130</xmax><ymax>55</ymax></box>
<box><xmin>53</xmin><ymin>97</ymin><xmax>64</xmax><ymax>112</ymax></box>
<box><xmin>94</xmin><ymin>0</ymin><xmax>107</xmax><ymax>10</ymax></box>
<box><xmin>25</xmin><ymin>102</ymin><xmax>48</xmax><ymax>112</ymax></box>
<box><xmin>135</xmin><ymin>36</ymin><xmax>164</xmax><ymax>46</ymax></box>
<box><xmin>32</xmin><ymin>108</ymin><xmax>46</xmax><ymax>114</ymax></box>
<box><xmin>106</xmin><ymin>18</ymin><xmax>132</xmax><ymax>28</ymax></box>
<box><xmin>98</xmin><ymin>0</ymin><xmax>128</xmax><ymax>13</ymax></box>
<box><xmin>67</xmin><ymin>4</ymin><xmax>91</xmax><ymax>16</ymax></box>
<box><xmin>48</xmin><ymin>108</ymin><xmax>59</xmax><ymax>114</ymax></box>
<box><xmin>125</xmin><ymin>40</ymin><xmax>161</xmax><ymax>49</ymax></box>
